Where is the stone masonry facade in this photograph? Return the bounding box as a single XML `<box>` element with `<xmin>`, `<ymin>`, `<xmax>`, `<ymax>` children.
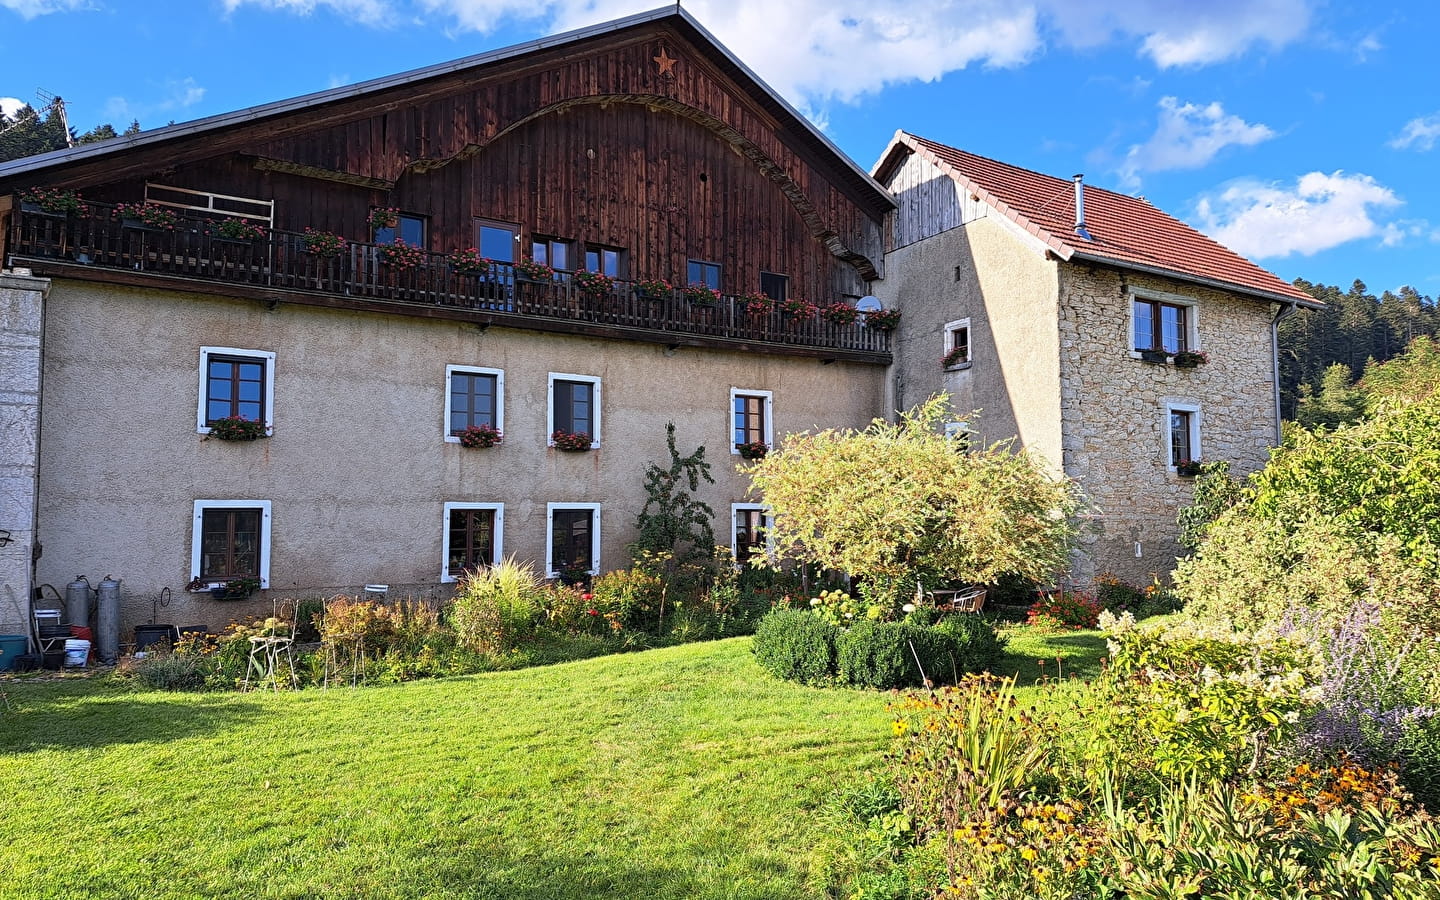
<box><xmin>0</xmin><ymin>272</ymin><xmax>47</xmax><ymax>636</ymax></box>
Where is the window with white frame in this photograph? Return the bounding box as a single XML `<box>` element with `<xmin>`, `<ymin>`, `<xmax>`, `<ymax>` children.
<box><xmin>1131</xmin><ymin>290</ymin><xmax>1198</xmax><ymax>355</ymax></box>
<box><xmin>546</xmin><ymin>503</ymin><xmax>600</xmax><ymax>577</ymax></box>
<box><xmin>191</xmin><ymin>500</ymin><xmax>272</xmax><ymax>587</ymax></box>
<box><xmin>441</xmin><ymin>502</ymin><xmax>502</xmax><ymax>582</ymax></box>
<box><xmin>548</xmin><ymin>373</ymin><xmax>601</xmax><ymax>447</ymax></box>
<box><xmin>198</xmin><ymin>347</ymin><xmax>275</xmax><ymax>435</ymax></box>
<box><xmin>731</xmin><ymin>388</ymin><xmax>774</xmax><ymax>454</ymax></box>
<box><xmin>1164</xmin><ymin>402</ymin><xmax>1201</xmax><ymax>469</ymax></box>
<box><xmin>943</xmin><ymin>318</ymin><xmax>971</xmax><ymax>369</ymax></box>
<box><xmin>445</xmin><ymin>365</ymin><xmax>504</xmax><ymax>440</ymax></box>
<box><xmin>730</xmin><ymin>503</ymin><xmax>773</xmax><ymax>564</ymax></box>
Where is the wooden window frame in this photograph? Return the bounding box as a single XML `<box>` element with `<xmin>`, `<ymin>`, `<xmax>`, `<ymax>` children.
<box><xmin>583</xmin><ymin>244</ymin><xmax>627</xmax><ymax>278</ymax></box>
<box><xmin>548</xmin><ymin>373</ymin><xmax>602</xmax><ymax>448</ymax></box>
<box><xmin>441</xmin><ymin>502</ymin><xmax>503</xmax><ymax>583</ymax></box>
<box><xmin>730</xmin><ymin>388</ymin><xmax>773</xmax><ymax>453</ymax></box>
<box><xmin>375</xmin><ymin>211</ymin><xmax>426</xmax><ymax>247</ymax></box>
<box><xmin>730</xmin><ymin>503</ymin><xmax>773</xmax><ymax>564</ymax></box>
<box><xmin>1164</xmin><ymin>401</ymin><xmax>1202</xmax><ymax>470</ymax></box>
<box><xmin>190</xmin><ymin>499</ymin><xmax>272</xmax><ymax>588</ymax></box>
<box><xmin>759</xmin><ymin>272</ymin><xmax>788</xmax><ymax>302</ymax></box>
<box><xmin>197</xmin><ymin>346</ymin><xmax>275</xmax><ymax>436</ymax></box>
<box><xmin>532</xmin><ymin>235</ymin><xmax>574</xmax><ymax>272</ymax></box>
<box><xmin>1130</xmin><ymin>290</ymin><xmax>1197</xmax><ymax>355</ymax></box>
<box><xmin>475</xmin><ymin>218</ymin><xmax>520</xmax><ymax>264</ymax></box>
<box><xmin>687</xmin><ymin>259</ymin><xmax>722</xmax><ymax>291</ymax></box>
<box><xmin>444</xmin><ymin>365</ymin><xmax>505</xmax><ymax>441</ymax></box>
<box><xmin>546</xmin><ymin>502</ymin><xmax>601</xmax><ymax>577</ymax></box>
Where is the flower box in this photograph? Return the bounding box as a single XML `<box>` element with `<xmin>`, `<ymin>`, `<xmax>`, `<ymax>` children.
<box><xmin>572</xmin><ymin>269</ymin><xmax>614</xmax><ymax>298</ymax></box>
<box><xmin>300</xmin><ymin>228</ymin><xmax>347</xmax><ymax>258</ymax></box>
<box><xmin>456</xmin><ymin>423</ymin><xmax>502</xmax><ymax>448</ymax></box>
<box><xmin>1173</xmin><ymin>350</ymin><xmax>1209</xmax><ymax>369</ymax></box>
<box><xmin>378</xmin><ymin>238</ymin><xmax>425</xmax><ymax>270</ymax></box>
<box><xmin>551</xmin><ymin>430</ymin><xmax>593</xmax><ymax>451</ymax></box>
<box><xmin>682</xmin><ymin>283</ymin><xmax>721</xmax><ymax>306</ymax></box>
<box><xmin>114</xmin><ymin>202</ymin><xmax>179</xmax><ymax>231</ymax></box>
<box><xmin>821</xmin><ymin>302</ymin><xmax>859</xmax><ymax>326</ymax></box>
<box><xmin>208</xmin><ymin>415</ymin><xmax>268</xmax><ymax>441</ymax></box>
<box><xmin>635</xmin><ymin>279</ymin><xmax>672</xmax><ymax>300</ymax></box>
<box><xmin>18</xmin><ymin>188</ymin><xmax>85</xmax><ymax>217</ymax></box>
<box><xmin>736</xmin><ymin>441</ymin><xmax>769</xmax><ymax>460</ymax></box>
<box><xmin>863</xmin><ymin>308</ymin><xmax>901</xmax><ymax>331</ymax></box>
<box><xmin>1139</xmin><ymin>348</ymin><xmax>1172</xmax><ymax>364</ymax></box>
<box><xmin>210</xmin><ymin>577</ymin><xmax>260</xmax><ymax>600</ymax></box>
<box><xmin>514</xmin><ymin>259</ymin><xmax>555</xmax><ymax>283</ymax></box>
<box><xmin>447</xmin><ymin>248</ymin><xmax>489</xmax><ymax>276</ymax></box>
<box><xmin>208</xmin><ymin>218</ymin><xmax>267</xmax><ymax>242</ymax></box>
<box><xmin>1175</xmin><ymin>459</ymin><xmax>1203</xmax><ymax>477</ymax></box>
<box><xmin>942</xmin><ymin>347</ymin><xmax>969</xmax><ymax>369</ymax></box>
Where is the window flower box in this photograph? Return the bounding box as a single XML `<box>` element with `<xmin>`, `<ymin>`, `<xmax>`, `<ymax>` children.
<box><xmin>942</xmin><ymin>347</ymin><xmax>969</xmax><ymax>370</ymax></box>
<box><xmin>863</xmin><ymin>307</ymin><xmax>901</xmax><ymax>331</ymax></box>
<box><xmin>1139</xmin><ymin>348</ymin><xmax>1172</xmax><ymax>364</ymax></box>
<box><xmin>572</xmin><ymin>269</ymin><xmax>614</xmax><ymax>298</ymax></box>
<box><xmin>821</xmin><ymin>302</ymin><xmax>859</xmax><ymax>326</ymax></box>
<box><xmin>207</xmin><ymin>415</ymin><xmax>268</xmax><ymax>441</ymax></box>
<box><xmin>457</xmin><ymin>423</ymin><xmax>502</xmax><ymax>448</ymax></box>
<box><xmin>1175</xmin><ymin>458</ymin><xmax>1203</xmax><ymax>477</ymax></box>
<box><xmin>635</xmin><ymin>278</ymin><xmax>672</xmax><ymax>301</ymax></box>
<box><xmin>736</xmin><ymin>440</ymin><xmax>769</xmax><ymax>460</ymax></box>
<box><xmin>551</xmin><ymin>430</ymin><xmax>593</xmax><ymax>451</ymax></box>
<box><xmin>367</xmin><ymin>207</ymin><xmax>400</xmax><ymax>231</ymax></box>
<box><xmin>682</xmin><ymin>282</ymin><xmax>720</xmax><ymax>306</ymax></box>
<box><xmin>780</xmin><ymin>297</ymin><xmax>817</xmax><ymax>319</ymax></box>
<box><xmin>113</xmin><ymin>202</ymin><xmax>179</xmax><ymax>231</ymax></box>
<box><xmin>208</xmin><ymin>217</ymin><xmax>267</xmax><ymax>242</ymax></box>
<box><xmin>514</xmin><ymin>258</ymin><xmax>555</xmax><ymax>283</ymax></box>
<box><xmin>378</xmin><ymin>238</ymin><xmax>425</xmax><ymax>270</ymax></box>
<box><xmin>301</xmin><ymin>228</ymin><xmax>347</xmax><ymax>258</ymax></box>
<box><xmin>18</xmin><ymin>187</ymin><xmax>85</xmax><ymax>217</ymax></box>
<box><xmin>210</xmin><ymin>576</ymin><xmax>260</xmax><ymax>600</ymax></box>
<box><xmin>1173</xmin><ymin>350</ymin><xmax>1209</xmax><ymax>369</ymax></box>
<box><xmin>739</xmin><ymin>292</ymin><xmax>773</xmax><ymax>317</ymax></box>
<box><xmin>446</xmin><ymin>248</ymin><xmax>489</xmax><ymax>276</ymax></box>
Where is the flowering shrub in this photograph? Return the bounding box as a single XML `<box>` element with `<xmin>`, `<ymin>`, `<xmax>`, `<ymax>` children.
<box><xmin>736</xmin><ymin>440</ymin><xmax>768</xmax><ymax>459</ymax></box>
<box><xmin>864</xmin><ymin>307</ymin><xmax>901</xmax><ymax>330</ymax></box>
<box><xmin>367</xmin><ymin>207</ymin><xmax>400</xmax><ymax>230</ymax></box>
<box><xmin>378</xmin><ymin>238</ymin><xmax>426</xmax><ymax>269</ymax></box>
<box><xmin>300</xmin><ymin>228</ymin><xmax>346</xmax><ymax>258</ymax></box>
<box><xmin>780</xmin><ymin>296</ymin><xmax>817</xmax><ymax>318</ymax></box>
<box><xmin>681</xmin><ymin>282</ymin><xmax>720</xmax><ymax>305</ymax></box>
<box><xmin>821</xmin><ymin>302</ymin><xmax>859</xmax><ymax>325</ymax></box>
<box><xmin>446</xmin><ymin>247</ymin><xmax>489</xmax><ymax>274</ymax></box>
<box><xmin>456</xmin><ymin>423</ymin><xmax>502</xmax><ymax>448</ymax></box>
<box><xmin>572</xmin><ymin>269</ymin><xmax>614</xmax><ymax>297</ymax></box>
<box><xmin>513</xmin><ymin>258</ymin><xmax>554</xmax><ymax>281</ymax></box>
<box><xmin>550</xmin><ymin>430</ymin><xmax>593</xmax><ymax>451</ymax></box>
<box><xmin>1025</xmin><ymin>590</ymin><xmax>1101</xmax><ymax>630</ymax></box>
<box><xmin>942</xmin><ymin>346</ymin><xmax>969</xmax><ymax>369</ymax></box>
<box><xmin>19</xmin><ymin>187</ymin><xmax>85</xmax><ymax>215</ymax></box>
<box><xmin>209</xmin><ymin>217</ymin><xmax>267</xmax><ymax>241</ymax></box>
<box><xmin>113</xmin><ymin>202</ymin><xmax>178</xmax><ymax>229</ymax></box>
<box><xmin>634</xmin><ymin>277</ymin><xmax>672</xmax><ymax>297</ymax></box>
<box><xmin>207</xmin><ymin>415</ymin><xmax>267</xmax><ymax>441</ymax></box>
<box><xmin>1094</xmin><ymin>572</ymin><xmax>1180</xmax><ymax>620</ymax></box>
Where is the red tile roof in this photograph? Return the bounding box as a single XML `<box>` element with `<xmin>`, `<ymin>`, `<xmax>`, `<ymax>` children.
<box><xmin>887</xmin><ymin>132</ymin><xmax>1316</xmax><ymax>306</ymax></box>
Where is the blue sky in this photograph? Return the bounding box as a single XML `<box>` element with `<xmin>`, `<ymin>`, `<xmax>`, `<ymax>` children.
<box><xmin>3</xmin><ymin>0</ymin><xmax>1437</xmax><ymax>298</ymax></box>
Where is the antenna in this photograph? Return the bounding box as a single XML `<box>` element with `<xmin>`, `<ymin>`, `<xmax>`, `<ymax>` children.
<box><xmin>35</xmin><ymin>89</ymin><xmax>73</xmax><ymax>148</ymax></box>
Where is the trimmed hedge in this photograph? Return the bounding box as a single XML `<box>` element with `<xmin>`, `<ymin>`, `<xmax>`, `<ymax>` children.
<box><xmin>752</xmin><ymin>608</ymin><xmax>1006</xmax><ymax>689</ymax></box>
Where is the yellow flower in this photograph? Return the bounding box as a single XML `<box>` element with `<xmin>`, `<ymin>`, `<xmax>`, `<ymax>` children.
<box><xmin>892</xmin><ymin>719</ymin><xmax>909</xmax><ymax>736</ymax></box>
<box><xmin>1020</xmin><ymin>847</ymin><xmax>1038</xmax><ymax>861</ymax></box>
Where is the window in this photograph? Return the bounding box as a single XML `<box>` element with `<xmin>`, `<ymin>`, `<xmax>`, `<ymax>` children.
<box><xmin>375</xmin><ymin>212</ymin><xmax>425</xmax><ymax>247</ymax></box>
<box><xmin>687</xmin><ymin>259</ymin><xmax>721</xmax><ymax>290</ymax></box>
<box><xmin>476</xmin><ymin>219</ymin><xmax>518</xmax><ymax>263</ymax></box>
<box><xmin>759</xmin><ymin>272</ymin><xmax>788</xmax><ymax>302</ymax></box>
<box><xmin>1132</xmin><ymin>293</ymin><xmax>1195</xmax><ymax>354</ymax></box>
<box><xmin>191</xmin><ymin>500</ymin><xmax>272</xmax><ymax>587</ymax></box>
<box><xmin>584</xmin><ymin>245</ymin><xmax>626</xmax><ymax>277</ymax></box>
<box><xmin>197</xmin><ymin>347</ymin><xmax>275</xmax><ymax>435</ymax></box>
<box><xmin>547</xmin><ymin>503</ymin><xmax>600</xmax><ymax>576</ymax></box>
<box><xmin>943</xmin><ymin>318</ymin><xmax>971</xmax><ymax>368</ymax></box>
<box><xmin>731</xmin><ymin>504</ymin><xmax>772</xmax><ymax>564</ymax></box>
<box><xmin>548</xmin><ymin>373</ymin><xmax>601</xmax><ymax>447</ymax></box>
<box><xmin>532</xmin><ymin>236</ymin><xmax>572</xmax><ymax>271</ymax></box>
<box><xmin>731</xmin><ymin>388</ymin><xmax>773</xmax><ymax>453</ymax></box>
<box><xmin>441</xmin><ymin>502</ymin><xmax>502</xmax><ymax>582</ymax></box>
<box><xmin>445</xmin><ymin>365</ymin><xmax>504</xmax><ymax>440</ymax></box>
<box><xmin>1165</xmin><ymin>402</ymin><xmax>1201</xmax><ymax>469</ymax></box>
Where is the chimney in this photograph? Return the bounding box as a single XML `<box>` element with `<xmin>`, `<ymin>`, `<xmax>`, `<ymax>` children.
<box><xmin>1073</xmin><ymin>174</ymin><xmax>1093</xmax><ymax>242</ymax></box>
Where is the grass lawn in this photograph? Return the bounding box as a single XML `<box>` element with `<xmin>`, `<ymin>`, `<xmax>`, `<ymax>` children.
<box><xmin>0</xmin><ymin>627</ymin><xmax>1109</xmax><ymax>899</ymax></box>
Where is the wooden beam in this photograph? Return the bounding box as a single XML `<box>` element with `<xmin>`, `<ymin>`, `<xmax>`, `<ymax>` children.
<box><xmin>251</xmin><ymin>157</ymin><xmax>394</xmax><ymax>191</ymax></box>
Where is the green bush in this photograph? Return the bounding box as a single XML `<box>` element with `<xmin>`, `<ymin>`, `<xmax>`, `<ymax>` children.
<box><xmin>590</xmin><ymin>566</ymin><xmax>665</xmax><ymax>632</ymax></box>
<box><xmin>131</xmin><ymin>651</ymin><xmax>209</xmax><ymax>691</ymax></box>
<box><xmin>836</xmin><ymin>622</ymin><xmax>978</xmax><ymax>689</ymax></box>
<box><xmin>449</xmin><ymin>557</ymin><xmax>545</xmax><ymax>653</ymax></box>
<box><xmin>933</xmin><ymin>614</ymin><xmax>1008</xmax><ymax>674</ymax></box>
<box><xmin>751</xmin><ymin>607</ymin><xmax>837</xmax><ymax>685</ymax></box>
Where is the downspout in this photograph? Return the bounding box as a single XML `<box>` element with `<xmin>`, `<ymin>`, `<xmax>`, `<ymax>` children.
<box><xmin>1271</xmin><ymin>300</ymin><xmax>1300</xmax><ymax>443</ymax></box>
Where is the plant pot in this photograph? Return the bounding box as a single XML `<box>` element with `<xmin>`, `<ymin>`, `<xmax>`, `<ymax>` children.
<box><xmin>20</xmin><ymin>201</ymin><xmax>68</xmax><ymax>218</ymax></box>
<box><xmin>1139</xmin><ymin>349</ymin><xmax>1170</xmax><ymax>364</ymax></box>
<box><xmin>1173</xmin><ymin>359</ymin><xmax>1199</xmax><ymax>369</ymax></box>
<box><xmin>121</xmin><ymin>218</ymin><xmax>162</xmax><ymax>233</ymax></box>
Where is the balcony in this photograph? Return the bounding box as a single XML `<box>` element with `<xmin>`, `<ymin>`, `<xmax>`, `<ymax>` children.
<box><xmin>5</xmin><ymin>202</ymin><xmax>892</xmax><ymax>364</ymax></box>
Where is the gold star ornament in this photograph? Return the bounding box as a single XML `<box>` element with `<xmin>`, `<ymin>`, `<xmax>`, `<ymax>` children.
<box><xmin>654</xmin><ymin>48</ymin><xmax>677</xmax><ymax>76</ymax></box>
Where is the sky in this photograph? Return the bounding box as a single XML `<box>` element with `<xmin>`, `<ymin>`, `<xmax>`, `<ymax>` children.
<box><xmin>2</xmin><ymin>0</ymin><xmax>1437</xmax><ymax>298</ymax></box>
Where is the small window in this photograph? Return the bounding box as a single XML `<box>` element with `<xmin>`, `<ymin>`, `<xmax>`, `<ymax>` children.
<box><xmin>687</xmin><ymin>259</ymin><xmax>721</xmax><ymax>291</ymax></box>
<box><xmin>375</xmin><ymin>212</ymin><xmax>425</xmax><ymax>247</ymax></box>
<box><xmin>445</xmin><ymin>365</ymin><xmax>504</xmax><ymax>440</ymax></box>
<box><xmin>198</xmin><ymin>346</ymin><xmax>275</xmax><ymax>435</ymax></box>
<box><xmin>584</xmin><ymin>245</ymin><xmax>626</xmax><ymax>278</ymax></box>
<box><xmin>731</xmin><ymin>504</ymin><xmax>772</xmax><ymax>564</ymax></box>
<box><xmin>532</xmin><ymin>236</ymin><xmax>572</xmax><ymax>271</ymax></box>
<box><xmin>1165</xmin><ymin>403</ymin><xmax>1201</xmax><ymax>469</ymax></box>
<box><xmin>476</xmin><ymin>219</ymin><xmax>518</xmax><ymax>264</ymax></box>
<box><xmin>943</xmin><ymin>318</ymin><xmax>971</xmax><ymax>368</ymax></box>
<box><xmin>547</xmin><ymin>503</ymin><xmax>600</xmax><ymax>577</ymax></box>
<box><xmin>549</xmin><ymin>373</ymin><xmax>601</xmax><ymax>447</ymax></box>
<box><xmin>442</xmin><ymin>502</ymin><xmax>502</xmax><ymax>582</ymax></box>
<box><xmin>759</xmin><ymin>272</ymin><xmax>788</xmax><ymax>302</ymax></box>
<box><xmin>731</xmin><ymin>388</ymin><xmax>773</xmax><ymax>453</ymax></box>
<box><xmin>1134</xmin><ymin>297</ymin><xmax>1191</xmax><ymax>354</ymax></box>
<box><xmin>191</xmin><ymin>500</ymin><xmax>272</xmax><ymax>587</ymax></box>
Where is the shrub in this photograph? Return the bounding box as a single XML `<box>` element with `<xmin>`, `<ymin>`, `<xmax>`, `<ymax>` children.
<box><xmin>1025</xmin><ymin>590</ymin><xmax>1101</xmax><ymax>630</ymax></box>
<box><xmin>449</xmin><ymin>557</ymin><xmax>544</xmax><ymax>653</ymax></box>
<box><xmin>751</xmin><ymin>607</ymin><xmax>837</xmax><ymax>685</ymax></box>
<box><xmin>131</xmin><ymin>649</ymin><xmax>209</xmax><ymax>691</ymax></box>
<box><xmin>836</xmin><ymin>622</ymin><xmax>964</xmax><ymax>689</ymax></box>
<box><xmin>932</xmin><ymin>614</ymin><xmax>1008</xmax><ymax>673</ymax></box>
<box><xmin>589</xmin><ymin>566</ymin><xmax>665</xmax><ymax>633</ymax></box>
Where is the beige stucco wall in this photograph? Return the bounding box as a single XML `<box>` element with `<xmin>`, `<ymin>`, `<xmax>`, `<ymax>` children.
<box><xmin>1058</xmin><ymin>265</ymin><xmax>1279</xmax><ymax>583</ymax></box>
<box><xmin>35</xmin><ymin>280</ymin><xmax>884</xmax><ymax>634</ymax></box>
<box><xmin>875</xmin><ymin>217</ymin><xmax>1064</xmax><ymax>467</ymax></box>
<box><xmin>0</xmin><ymin>272</ymin><xmax>48</xmax><ymax>640</ymax></box>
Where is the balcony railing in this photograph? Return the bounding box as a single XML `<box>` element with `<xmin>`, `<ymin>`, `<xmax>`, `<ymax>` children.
<box><xmin>7</xmin><ymin>201</ymin><xmax>892</xmax><ymax>358</ymax></box>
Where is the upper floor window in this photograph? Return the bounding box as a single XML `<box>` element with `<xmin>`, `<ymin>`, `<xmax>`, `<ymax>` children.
<box><xmin>476</xmin><ymin>219</ymin><xmax>518</xmax><ymax>263</ymax></box>
<box><xmin>731</xmin><ymin>388</ymin><xmax>773</xmax><ymax>453</ymax></box>
<box><xmin>549</xmin><ymin>373</ymin><xmax>601</xmax><ymax>448</ymax></box>
<box><xmin>943</xmin><ymin>318</ymin><xmax>971</xmax><ymax>369</ymax></box>
<box><xmin>442</xmin><ymin>502</ymin><xmax>502</xmax><ymax>582</ymax></box>
<box><xmin>585</xmin><ymin>245</ymin><xmax>626</xmax><ymax>278</ymax></box>
<box><xmin>375</xmin><ymin>212</ymin><xmax>425</xmax><ymax>247</ymax></box>
<box><xmin>192</xmin><ymin>499</ymin><xmax>271</xmax><ymax>587</ymax></box>
<box><xmin>759</xmin><ymin>272</ymin><xmax>788</xmax><ymax>302</ymax></box>
<box><xmin>445</xmin><ymin>365</ymin><xmax>504</xmax><ymax>440</ymax></box>
<box><xmin>533</xmin><ymin>236</ymin><xmax>572</xmax><ymax>271</ymax></box>
<box><xmin>687</xmin><ymin>259</ymin><xmax>721</xmax><ymax>291</ymax></box>
<box><xmin>1134</xmin><ymin>296</ymin><xmax>1192</xmax><ymax>354</ymax></box>
<box><xmin>198</xmin><ymin>346</ymin><xmax>275</xmax><ymax>436</ymax></box>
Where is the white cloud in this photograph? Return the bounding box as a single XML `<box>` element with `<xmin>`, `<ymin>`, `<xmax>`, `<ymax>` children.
<box><xmin>217</xmin><ymin>0</ymin><xmax>1313</xmax><ymax>106</ymax></box>
<box><xmin>1389</xmin><ymin>113</ymin><xmax>1440</xmax><ymax>151</ymax></box>
<box><xmin>1120</xmin><ymin>96</ymin><xmax>1274</xmax><ymax>187</ymax></box>
<box><xmin>0</xmin><ymin>96</ymin><xmax>25</xmax><ymax>118</ymax></box>
<box><xmin>102</xmin><ymin>78</ymin><xmax>207</xmax><ymax>124</ymax></box>
<box><xmin>0</xmin><ymin>0</ymin><xmax>87</xmax><ymax>19</ymax></box>
<box><xmin>1195</xmin><ymin>171</ymin><xmax>1402</xmax><ymax>259</ymax></box>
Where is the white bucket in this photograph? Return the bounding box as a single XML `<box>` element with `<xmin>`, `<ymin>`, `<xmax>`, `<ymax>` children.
<box><xmin>63</xmin><ymin>638</ymin><xmax>90</xmax><ymax>667</ymax></box>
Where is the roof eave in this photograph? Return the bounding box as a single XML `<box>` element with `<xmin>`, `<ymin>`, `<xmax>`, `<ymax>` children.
<box><xmin>1067</xmin><ymin>250</ymin><xmax>1323</xmax><ymax>308</ymax></box>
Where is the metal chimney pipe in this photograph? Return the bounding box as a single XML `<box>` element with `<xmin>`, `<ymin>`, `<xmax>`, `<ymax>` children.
<box><xmin>1073</xmin><ymin>174</ymin><xmax>1093</xmax><ymax>241</ymax></box>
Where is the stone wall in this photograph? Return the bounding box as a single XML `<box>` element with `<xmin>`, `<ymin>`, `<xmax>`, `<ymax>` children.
<box><xmin>1057</xmin><ymin>265</ymin><xmax>1279</xmax><ymax>584</ymax></box>
<box><xmin>0</xmin><ymin>271</ymin><xmax>48</xmax><ymax>641</ymax></box>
